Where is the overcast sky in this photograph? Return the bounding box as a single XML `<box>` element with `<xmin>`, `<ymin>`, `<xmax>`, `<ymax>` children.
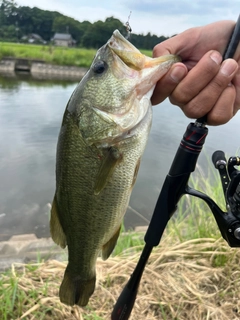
<box><xmin>16</xmin><ymin>0</ymin><xmax>239</xmax><ymax>36</ymax></box>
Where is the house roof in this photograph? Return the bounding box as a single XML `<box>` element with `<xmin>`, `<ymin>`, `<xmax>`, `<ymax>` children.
<box><xmin>30</xmin><ymin>33</ymin><xmax>43</xmax><ymax>40</ymax></box>
<box><xmin>53</xmin><ymin>33</ymin><xmax>73</xmax><ymax>41</ymax></box>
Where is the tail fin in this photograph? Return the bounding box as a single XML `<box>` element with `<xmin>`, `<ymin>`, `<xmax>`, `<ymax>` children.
<box><xmin>59</xmin><ymin>266</ymin><xmax>96</xmax><ymax>307</ymax></box>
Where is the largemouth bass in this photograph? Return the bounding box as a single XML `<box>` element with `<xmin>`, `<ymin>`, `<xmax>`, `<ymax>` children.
<box><xmin>50</xmin><ymin>29</ymin><xmax>179</xmax><ymax>307</ymax></box>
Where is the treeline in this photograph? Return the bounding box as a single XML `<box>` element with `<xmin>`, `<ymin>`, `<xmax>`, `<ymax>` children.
<box><xmin>0</xmin><ymin>0</ymin><xmax>169</xmax><ymax>49</ymax></box>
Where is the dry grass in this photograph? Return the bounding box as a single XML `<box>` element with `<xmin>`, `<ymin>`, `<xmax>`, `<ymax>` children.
<box><xmin>2</xmin><ymin>234</ymin><xmax>240</xmax><ymax>320</ymax></box>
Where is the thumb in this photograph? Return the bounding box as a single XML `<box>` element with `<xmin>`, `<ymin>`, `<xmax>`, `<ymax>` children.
<box><xmin>151</xmin><ymin>62</ymin><xmax>188</xmax><ymax>105</ymax></box>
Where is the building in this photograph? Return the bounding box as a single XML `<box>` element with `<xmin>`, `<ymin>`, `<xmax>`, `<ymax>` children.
<box><xmin>52</xmin><ymin>33</ymin><xmax>76</xmax><ymax>47</ymax></box>
<box><xmin>21</xmin><ymin>33</ymin><xmax>46</xmax><ymax>44</ymax></box>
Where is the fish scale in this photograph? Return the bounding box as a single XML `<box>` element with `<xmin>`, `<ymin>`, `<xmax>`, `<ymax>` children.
<box><xmin>50</xmin><ymin>29</ymin><xmax>180</xmax><ymax>307</ymax></box>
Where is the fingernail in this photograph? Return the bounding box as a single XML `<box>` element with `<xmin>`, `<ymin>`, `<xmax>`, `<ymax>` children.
<box><xmin>170</xmin><ymin>66</ymin><xmax>186</xmax><ymax>83</ymax></box>
<box><xmin>220</xmin><ymin>60</ymin><xmax>238</xmax><ymax>76</ymax></box>
<box><xmin>210</xmin><ymin>51</ymin><xmax>222</xmax><ymax>65</ymax></box>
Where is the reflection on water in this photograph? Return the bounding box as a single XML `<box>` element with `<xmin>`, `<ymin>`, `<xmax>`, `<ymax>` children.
<box><xmin>0</xmin><ymin>74</ymin><xmax>240</xmax><ymax>240</ymax></box>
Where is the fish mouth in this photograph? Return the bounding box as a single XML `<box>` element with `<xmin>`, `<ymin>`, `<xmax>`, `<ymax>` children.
<box><xmin>108</xmin><ymin>29</ymin><xmax>180</xmax><ymax>70</ymax></box>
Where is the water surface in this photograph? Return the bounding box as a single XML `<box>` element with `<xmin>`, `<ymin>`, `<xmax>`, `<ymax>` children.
<box><xmin>0</xmin><ymin>74</ymin><xmax>239</xmax><ymax>240</ymax></box>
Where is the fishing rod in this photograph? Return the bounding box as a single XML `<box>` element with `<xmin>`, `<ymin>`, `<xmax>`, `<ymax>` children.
<box><xmin>111</xmin><ymin>14</ymin><xmax>240</xmax><ymax>320</ymax></box>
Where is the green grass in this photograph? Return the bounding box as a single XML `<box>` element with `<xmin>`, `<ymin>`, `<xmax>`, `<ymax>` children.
<box><xmin>0</xmin><ymin>42</ymin><xmax>152</xmax><ymax>68</ymax></box>
<box><xmin>0</xmin><ymin>42</ymin><xmax>97</xmax><ymax>67</ymax></box>
<box><xmin>166</xmin><ymin>162</ymin><xmax>225</xmax><ymax>243</ymax></box>
<box><xmin>141</xmin><ymin>49</ymin><xmax>152</xmax><ymax>57</ymax></box>
<box><xmin>113</xmin><ymin>224</ymin><xmax>145</xmax><ymax>256</ymax></box>
<box><xmin>0</xmin><ymin>270</ymin><xmax>26</xmax><ymax>319</ymax></box>
<box><xmin>0</xmin><ymin>159</ymin><xmax>236</xmax><ymax>319</ymax></box>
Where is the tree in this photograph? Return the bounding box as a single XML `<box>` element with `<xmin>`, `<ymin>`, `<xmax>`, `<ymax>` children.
<box><xmin>81</xmin><ymin>17</ymin><xmax>125</xmax><ymax>48</ymax></box>
<box><xmin>0</xmin><ymin>1</ymin><xmax>170</xmax><ymax>47</ymax></box>
<box><xmin>0</xmin><ymin>0</ymin><xmax>18</xmax><ymax>25</ymax></box>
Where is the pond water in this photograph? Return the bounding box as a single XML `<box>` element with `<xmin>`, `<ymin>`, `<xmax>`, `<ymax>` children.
<box><xmin>0</xmin><ymin>73</ymin><xmax>240</xmax><ymax>240</ymax></box>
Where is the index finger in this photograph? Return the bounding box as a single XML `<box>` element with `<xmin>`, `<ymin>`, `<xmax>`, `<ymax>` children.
<box><xmin>153</xmin><ymin>21</ymin><xmax>236</xmax><ymax>69</ymax></box>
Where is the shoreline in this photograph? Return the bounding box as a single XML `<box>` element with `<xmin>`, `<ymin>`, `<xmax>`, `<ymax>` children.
<box><xmin>0</xmin><ymin>57</ymin><xmax>88</xmax><ymax>81</ymax></box>
<box><xmin>0</xmin><ymin>227</ymin><xmax>148</xmax><ymax>271</ymax></box>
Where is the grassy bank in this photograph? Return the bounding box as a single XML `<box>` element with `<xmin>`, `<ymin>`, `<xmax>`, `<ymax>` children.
<box><xmin>0</xmin><ymin>42</ymin><xmax>152</xmax><ymax>68</ymax></box>
<box><xmin>1</xmin><ymin>231</ymin><xmax>239</xmax><ymax>319</ymax></box>
<box><xmin>0</xmin><ymin>42</ymin><xmax>96</xmax><ymax>68</ymax></box>
<box><xmin>1</xmin><ymin>164</ymin><xmax>238</xmax><ymax>319</ymax></box>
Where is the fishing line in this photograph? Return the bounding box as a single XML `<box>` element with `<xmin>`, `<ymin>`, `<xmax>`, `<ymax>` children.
<box><xmin>125</xmin><ymin>11</ymin><xmax>132</xmax><ymax>39</ymax></box>
<box><xmin>127</xmin><ymin>206</ymin><xmax>150</xmax><ymax>224</ymax></box>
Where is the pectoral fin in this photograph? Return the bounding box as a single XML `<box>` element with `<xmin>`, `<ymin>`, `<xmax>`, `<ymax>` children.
<box><xmin>102</xmin><ymin>225</ymin><xmax>121</xmax><ymax>260</ymax></box>
<box><xmin>50</xmin><ymin>195</ymin><xmax>67</xmax><ymax>249</ymax></box>
<box><xmin>94</xmin><ymin>147</ymin><xmax>122</xmax><ymax>195</ymax></box>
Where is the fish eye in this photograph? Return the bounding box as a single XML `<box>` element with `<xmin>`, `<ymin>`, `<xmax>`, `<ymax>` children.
<box><xmin>93</xmin><ymin>60</ymin><xmax>107</xmax><ymax>74</ymax></box>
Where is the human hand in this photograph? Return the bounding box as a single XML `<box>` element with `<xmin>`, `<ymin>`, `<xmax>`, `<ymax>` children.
<box><xmin>151</xmin><ymin>20</ymin><xmax>240</xmax><ymax>125</ymax></box>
